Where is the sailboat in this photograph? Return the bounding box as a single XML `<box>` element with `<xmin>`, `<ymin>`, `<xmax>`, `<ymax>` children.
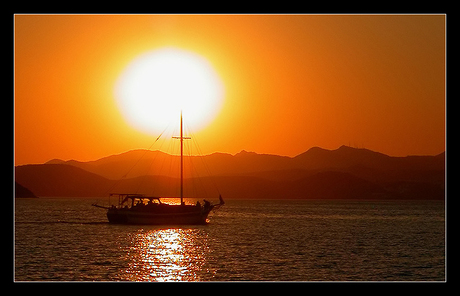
<box><xmin>92</xmin><ymin>111</ymin><xmax>224</xmax><ymax>225</ymax></box>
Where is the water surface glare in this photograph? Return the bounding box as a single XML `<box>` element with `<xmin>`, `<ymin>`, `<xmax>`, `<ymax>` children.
<box><xmin>15</xmin><ymin>198</ymin><xmax>445</xmax><ymax>281</ymax></box>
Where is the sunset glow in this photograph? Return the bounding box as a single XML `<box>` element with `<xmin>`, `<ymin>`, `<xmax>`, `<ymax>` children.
<box><xmin>14</xmin><ymin>14</ymin><xmax>447</xmax><ymax>282</ymax></box>
<box><xmin>14</xmin><ymin>14</ymin><xmax>446</xmax><ymax>165</ymax></box>
<box><xmin>115</xmin><ymin>47</ymin><xmax>224</xmax><ymax>134</ymax></box>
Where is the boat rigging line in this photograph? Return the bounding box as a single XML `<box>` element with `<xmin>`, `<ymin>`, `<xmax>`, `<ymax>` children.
<box><xmin>121</xmin><ymin>124</ymin><xmax>170</xmax><ymax>179</ymax></box>
<box><xmin>102</xmin><ymin>124</ymin><xmax>171</xmax><ymax>197</ymax></box>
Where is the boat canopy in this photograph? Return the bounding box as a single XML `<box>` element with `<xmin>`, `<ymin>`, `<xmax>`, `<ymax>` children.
<box><xmin>110</xmin><ymin>193</ymin><xmax>165</xmax><ymax>206</ymax></box>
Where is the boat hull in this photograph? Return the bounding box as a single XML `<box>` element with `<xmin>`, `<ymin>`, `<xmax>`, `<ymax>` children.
<box><xmin>106</xmin><ymin>206</ymin><xmax>212</xmax><ymax>225</ymax></box>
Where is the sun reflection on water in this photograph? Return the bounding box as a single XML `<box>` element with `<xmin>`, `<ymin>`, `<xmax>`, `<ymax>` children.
<box><xmin>120</xmin><ymin>228</ymin><xmax>214</xmax><ymax>281</ymax></box>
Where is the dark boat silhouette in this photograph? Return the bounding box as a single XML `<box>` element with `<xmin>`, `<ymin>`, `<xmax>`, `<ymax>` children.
<box><xmin>92</xmin><ymin>111</ymin><xmax>224</xmax><ymax>225</ymax></box>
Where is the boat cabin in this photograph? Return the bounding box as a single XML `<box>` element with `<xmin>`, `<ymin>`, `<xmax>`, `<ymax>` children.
<box><xmin>110</xmin><ymin>193</ymin><xmax>166</xmax><ymax>209</ymax></box>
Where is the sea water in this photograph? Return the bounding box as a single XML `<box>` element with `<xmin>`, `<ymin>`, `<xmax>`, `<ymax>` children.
<box><xmin>14</xmin><ymin>198</ymin><xmax>445</xmax><ymax>281</ymax></box>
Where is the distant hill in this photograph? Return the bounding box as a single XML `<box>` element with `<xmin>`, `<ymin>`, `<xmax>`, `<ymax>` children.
<box><xmin>17</xmin><ymin>146</ymin><xmax>444</xmax><ymax>200</ymax></box>
<box><xmin>15</xmin><ymin>164</ymin><xmax>111</xmax><ymax>197</ymax></box>
<box><xmin>286</xmin><ymin>171</ymin><xmax>393</xmax><ymax>200</ymax></box>
<box><xmin>44</xmin><ymin>145</ymin><xmax>445</xmax><ymax>178</ymax></box>
<box><xmin>15</xmin><ymin>182</ymin><xmax>38</xmax><ymax>198</ymax></box>
<box><xmin>294</xmin><ymin>145</ymin><xmax>444</xmax><ymax>171</ymax></box>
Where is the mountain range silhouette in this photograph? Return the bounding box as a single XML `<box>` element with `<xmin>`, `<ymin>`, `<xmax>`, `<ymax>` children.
<box><xmin>15</xmin><ymin>145</ymin><xmax>445</xmax><ymax>200</ymax></box>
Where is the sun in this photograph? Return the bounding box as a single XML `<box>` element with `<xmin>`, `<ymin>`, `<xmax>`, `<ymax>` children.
<box><xmin>115</xmin><ymin>47</ymin><xmax>224</xmax><ymax>135</ymax></box>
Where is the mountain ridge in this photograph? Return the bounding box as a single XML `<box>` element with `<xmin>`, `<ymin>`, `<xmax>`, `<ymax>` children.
<box><xmin>42</xmin><ymin>146</ymin><xmax>445</xmax><ymax>179</ymax></box>
<box><xmin>17</xmin><ymin>146</ymin><xmax>444</xmax><ymax>200</ymax></box>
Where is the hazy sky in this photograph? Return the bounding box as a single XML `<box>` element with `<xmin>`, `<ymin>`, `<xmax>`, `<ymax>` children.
<box><xmin>14</xmin><ymin>14</ymin><xmax>445</xmax><ymax>165</ymax></box>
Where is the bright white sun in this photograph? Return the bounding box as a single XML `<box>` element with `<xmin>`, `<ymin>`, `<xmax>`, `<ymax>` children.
<box><xmin>115</xmin><ymin>47</ymin><xmax>224</xmax><ymax>134</ymax></box>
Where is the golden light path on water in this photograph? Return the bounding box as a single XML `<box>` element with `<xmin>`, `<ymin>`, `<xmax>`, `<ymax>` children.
<box><xmin>119</xmin><ymin>228</ymin><xmax>214</xmax><ymax>281</ymax></box>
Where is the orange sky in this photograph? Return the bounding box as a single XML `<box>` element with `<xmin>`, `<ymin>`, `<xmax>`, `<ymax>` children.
<box><xmin>14</xmin><ymin>14</ymin><xmax>446</xmax><ymax>165</ymax></box>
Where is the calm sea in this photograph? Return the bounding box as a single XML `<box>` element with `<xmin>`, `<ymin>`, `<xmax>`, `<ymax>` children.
<box><xmin>14</xmin><ymin>198</ymin><xmax>445</xmax><ymax>281</ymax></box>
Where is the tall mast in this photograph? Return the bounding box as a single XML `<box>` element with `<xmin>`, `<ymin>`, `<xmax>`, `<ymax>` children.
<box><xmin>180</xmin><ymin>110</ymin><xmax>184</xmax><ymax>205</ymax></box>
<box><xmin>172</xmin><ymin>110</ymin><xmax>190</xmax><ymax>205</ymax></box>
